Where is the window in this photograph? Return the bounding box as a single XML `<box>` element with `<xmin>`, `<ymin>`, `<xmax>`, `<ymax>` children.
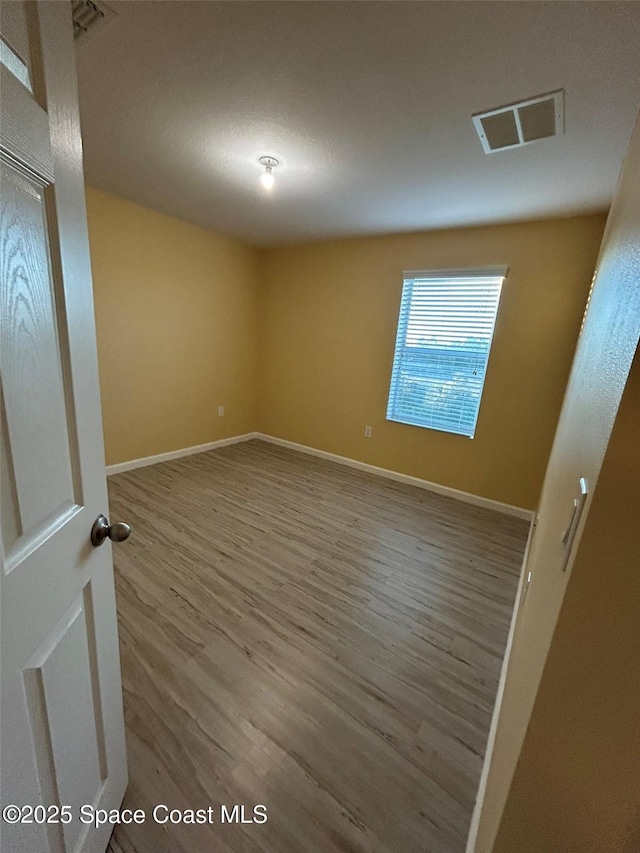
<box><xmin>386</xmin><ymin>268</ymin><xmax>506</xmax><ymax>438</ymax></box>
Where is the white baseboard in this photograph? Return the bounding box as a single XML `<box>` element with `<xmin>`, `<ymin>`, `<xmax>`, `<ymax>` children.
<box><xmin>255</xmin><ymin>433</ymin><xmax>534</xmax><ymax>521</ymax></box>
<box><xmin>107</xmin><ymin>430</ymin><xmax>534</xmax><ymax>521</ymax></box>
<box><xmin>106</xmin><ymin>433</ymin><xmax>259</xmax><ymax>475</ymax></box>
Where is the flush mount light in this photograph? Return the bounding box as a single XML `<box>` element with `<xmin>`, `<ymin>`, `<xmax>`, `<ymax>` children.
<box><xmin>259</xmin><ymin>156</ymin><xmax>279</xmax><ymax>190</ymax></box>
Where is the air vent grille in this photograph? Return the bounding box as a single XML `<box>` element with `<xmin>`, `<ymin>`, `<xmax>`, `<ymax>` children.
<box><xmin>72</xmin><ymin>0</ymin><xmax>114</xmax><ymax>41</ymax></box>
<box><xmin>473</xmin><ymin>91</ymin><xmax>564</xmax><ymax>154</ymax></box>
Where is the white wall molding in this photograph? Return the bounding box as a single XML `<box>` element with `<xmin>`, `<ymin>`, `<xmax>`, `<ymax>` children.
<box><xmin>256</xmin><ymin>433</ymin><xmax>534</xmax><ymax>521</ymax></box>
<box><xmin>107</xmin><ymin>430</ymin><xmax>534</xmax><ymax>520</ymax></box>
<box><xmin>106</xmin><ymin>433</ymin><xmax>259</xmax><ymax>475</ymax></box>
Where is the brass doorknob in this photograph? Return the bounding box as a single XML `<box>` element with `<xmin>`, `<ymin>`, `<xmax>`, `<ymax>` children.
<box><xmin>91</xmin><ymin>514</ymin><xmax>132</xmax><ymax>547</ymax></box>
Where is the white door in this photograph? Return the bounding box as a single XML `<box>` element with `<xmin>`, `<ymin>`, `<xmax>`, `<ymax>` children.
<box><xmin>1</xmin><ymin>3</ymin><xmax>128</xmax><ymax>852</ymax></box>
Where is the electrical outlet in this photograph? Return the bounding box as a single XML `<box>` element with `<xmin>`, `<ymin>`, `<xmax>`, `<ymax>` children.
<box><xmin>364</xmin><ymin>425</ymin><xmax>372</xmax><ymax>438</ymax></box>
<box><xmin>218</xmin><ymin>405</ymin><xmax>225</xmax><ymax>417</ymax></box>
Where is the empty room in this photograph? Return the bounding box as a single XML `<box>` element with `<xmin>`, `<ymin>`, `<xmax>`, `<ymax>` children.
<box><xmin>1</xmin><ymin>2</ymin><xmax>640</xmax><ymax>853</ymax></box>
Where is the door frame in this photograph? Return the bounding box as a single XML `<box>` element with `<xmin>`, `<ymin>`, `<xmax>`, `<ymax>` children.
<box><xmin>466</xmin><ymin>111</ymin><xmax>640</xmax><ymax>852</ymax></box>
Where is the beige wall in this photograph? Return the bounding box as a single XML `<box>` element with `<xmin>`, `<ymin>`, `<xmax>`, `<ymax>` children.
<box><xmin>87</xmin><ymin>187</ymin><xmax>604</xmax><ymax>508</ymax></box>
<box><xmin>257</xmin><ymin>216</ymin><xmax>605</xmax><ymax>510</ymax></box>
<box><xmin>494</xmin><ymin>346</ymin><xmax>640</xmax><ymax>853</ymax></box>
<box><xmin>86</xmin><ymin>188</ymin><xmax>259</xmax><ymax>466</ymax></box>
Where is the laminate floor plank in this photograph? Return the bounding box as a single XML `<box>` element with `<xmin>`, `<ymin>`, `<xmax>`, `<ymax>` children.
<box><xmin>107</xmin><ymin>439</ymin><xmax>528</xmax><ymax>853</ymax></box>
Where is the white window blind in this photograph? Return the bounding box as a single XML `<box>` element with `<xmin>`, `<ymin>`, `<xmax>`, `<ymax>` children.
<box><xmin>386</xmin><ymin>268</ymin><xmax>506</xmax><ymax>438</ymax></box>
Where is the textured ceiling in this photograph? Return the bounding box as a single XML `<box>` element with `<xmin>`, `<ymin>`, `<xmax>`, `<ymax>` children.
<box><xmin>76</xmin><ymin>1</ymin><xmax>640</xmax><ymax>247</ymax></box>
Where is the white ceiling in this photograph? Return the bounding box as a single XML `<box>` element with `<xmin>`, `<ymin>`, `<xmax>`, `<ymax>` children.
<box><xmin>76</xmin><ymin>1</ymin><xmax>640</xmax><ymax>247</ymax></box>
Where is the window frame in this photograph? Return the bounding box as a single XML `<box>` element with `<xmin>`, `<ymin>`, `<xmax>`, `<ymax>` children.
<box><xmin>386</xmin><ymin>267</ymin><xmax>507</xmax><ymax>439</ymax></box>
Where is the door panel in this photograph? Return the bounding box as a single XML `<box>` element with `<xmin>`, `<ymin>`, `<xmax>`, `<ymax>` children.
<box><xmin>1</xmin><ymin>3</ymin><xmax>128</xmax><ymax>852</ymax></box>
<box><xmin>24</xmin><ymin>590</ymin><xmax>105</xmax><ymax>853</ymax></box>
<box><xmin>2</xmin><ymin>160</ymin><xmax>80</xmax><ymax>562</ymax></box>
<box><xmin>0</xmin><ymin>67</ymin><xmax>53</xmax><ymax>180</ymax></box>
<box><xmin>0</xmin><ymin>0</ymin><xmax>33</xmax><ymax>87</ymax></box>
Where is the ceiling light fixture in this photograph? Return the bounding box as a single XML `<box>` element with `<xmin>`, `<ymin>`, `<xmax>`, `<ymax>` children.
<box><xmin>259</xmin><ymin>156</ymin><xmax>279</xmax><ymax>190</ymax></box>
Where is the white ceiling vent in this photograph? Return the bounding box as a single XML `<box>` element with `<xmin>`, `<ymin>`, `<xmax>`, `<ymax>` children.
<box><xmin>72</xmin><ymin>0</ymin><xmax>115</xmax><ymax>42</ymax></box>
<box><xmin>472</xmin><ymin>90</ymin><xmax>564</xmax><ymax>154</ymax></box>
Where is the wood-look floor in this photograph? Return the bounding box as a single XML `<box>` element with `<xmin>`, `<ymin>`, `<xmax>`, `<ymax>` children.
<box><xmin>105</xmin><ymin>439</ymin><xmax>528</xmax><ymax>853</ymax></box>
